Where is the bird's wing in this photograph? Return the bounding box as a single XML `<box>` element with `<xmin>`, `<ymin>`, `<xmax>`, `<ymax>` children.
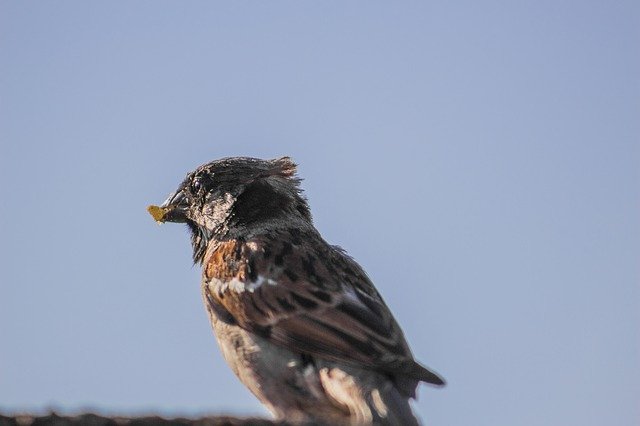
<box><xmin>203</xmin><ymin>234</ymin><xmax>444</xmax><ymax>387</ymax></box>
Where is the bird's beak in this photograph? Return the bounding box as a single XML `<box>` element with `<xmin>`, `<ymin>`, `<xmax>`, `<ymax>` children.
<box><xmin>147</xmin><ymin>189</ymin><xmax>189</xmax><ymax>223</ymax></box>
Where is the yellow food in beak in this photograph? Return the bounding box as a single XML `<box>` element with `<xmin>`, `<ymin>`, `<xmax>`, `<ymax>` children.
<box><xmin>147</xmin><ymin>205</ymin><xmax>167</xmax><ymax>223</ymax></box>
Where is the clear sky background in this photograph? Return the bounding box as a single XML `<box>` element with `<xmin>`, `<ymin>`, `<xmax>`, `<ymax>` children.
<box><xmin>1</xmin><ymin>2</ymin><xmax>638</xmax><ymax>425</ymax></box>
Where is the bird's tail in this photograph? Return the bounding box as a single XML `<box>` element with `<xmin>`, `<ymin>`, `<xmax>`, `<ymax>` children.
<box><xmin>364</xmin><ymin>383</ymin><xmax>420</xmax><ymax>426</ymax></box>
<box><xmin>318</xmin><ymin>364</ymin><xmax>422</xmax><ymax>425</ymax></box>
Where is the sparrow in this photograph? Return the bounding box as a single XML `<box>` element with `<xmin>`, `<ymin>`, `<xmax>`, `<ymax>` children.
<box><xmin>148</xmin><ymin>157</ymin><xmax>444</xmax><ymax>425</ymax></box>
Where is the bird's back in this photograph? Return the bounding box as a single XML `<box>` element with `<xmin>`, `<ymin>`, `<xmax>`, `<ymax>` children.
<box><xmin>200</xmin><ymin>227</ymin><xmax>442</xmax><ymax>424</ymax></box>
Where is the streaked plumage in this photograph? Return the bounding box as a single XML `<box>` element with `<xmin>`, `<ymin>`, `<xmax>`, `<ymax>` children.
<box><xmin>149</xmin><ymin>157</ymin><xmax>444</xmax><ymax>425</ymax></box>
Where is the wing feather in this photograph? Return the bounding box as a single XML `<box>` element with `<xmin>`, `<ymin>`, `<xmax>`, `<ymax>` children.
<box><xmin>204</xmin><ymin>233</ymin><xmax>445</xmax><ymax>389</ymax></box>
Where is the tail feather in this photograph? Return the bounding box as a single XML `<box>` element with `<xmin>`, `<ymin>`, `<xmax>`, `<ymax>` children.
<box><xmin>318</xmin><ymin>361</ymin><xmax>425</xmax><ymax>425</ymax></box>
<box><xmin>390</xmin><ymin>359</ymin><xmax>445</xmax><ymax>397</ymax></box>
<box><xmin>366</xmin><ymin>384</ymin><xmax>420</xmax><ymax>426</ymax></box>
<box><xmin>410</xmin><ymin>360</ymin><xmax>446</xmax><ymax>386</ymax></box>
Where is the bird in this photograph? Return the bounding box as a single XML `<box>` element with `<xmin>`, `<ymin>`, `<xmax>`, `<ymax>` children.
<box><xmin>147</xmin><ymin>156</ymin><xmax>444</xmax><ymax>425</ymax></box>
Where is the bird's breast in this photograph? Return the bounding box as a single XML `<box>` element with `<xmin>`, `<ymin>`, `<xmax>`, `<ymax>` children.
<box><xmin>204</xmin><ymin>239</ymin><xmax>248</xmax><ymax>281</ymax></box>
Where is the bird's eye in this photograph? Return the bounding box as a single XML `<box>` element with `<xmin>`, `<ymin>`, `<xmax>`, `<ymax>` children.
<box><xmin>191</xmin><ymin>177</ymin><xmax>203</xmax><ymax>193</ymax></box>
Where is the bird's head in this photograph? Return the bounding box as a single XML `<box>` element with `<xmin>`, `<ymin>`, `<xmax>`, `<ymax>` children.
<box><xmin>148</xmin><ymin>156</ymin><xmax>311</xmax><ymax>263</ymax></box>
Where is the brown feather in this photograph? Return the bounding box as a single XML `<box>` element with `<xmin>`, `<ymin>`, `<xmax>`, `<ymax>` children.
<box><xmin>202</xmin><ymin>228</ymin><xmax>444</xmax><ymax>391</ymax></box>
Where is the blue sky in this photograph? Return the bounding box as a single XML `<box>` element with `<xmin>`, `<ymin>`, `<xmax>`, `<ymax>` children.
<box><xmin>1</xmin><ymin>2</ymin><xmax>638</xmax><ymax>425</ymax></box>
